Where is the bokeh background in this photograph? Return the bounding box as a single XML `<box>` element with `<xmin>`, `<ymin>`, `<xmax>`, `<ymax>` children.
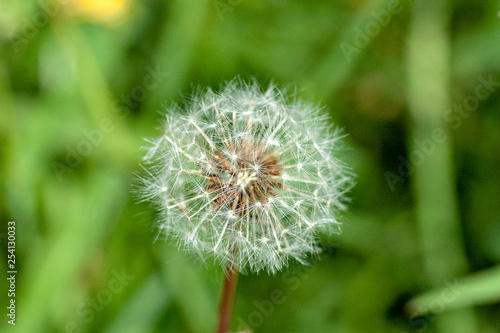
<box><xmin>1</xmin><ymin>0</ymin><xmax>500</xmax><ymax>332</ymax></box>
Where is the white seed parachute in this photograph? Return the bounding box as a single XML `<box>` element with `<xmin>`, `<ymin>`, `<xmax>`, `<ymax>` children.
<box><xmin>137</xmin><ymin>79</ymin><xmax>354</xmax><ymax>273</ymax></box>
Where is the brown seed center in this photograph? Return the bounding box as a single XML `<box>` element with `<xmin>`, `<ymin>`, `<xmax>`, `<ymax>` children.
<box><xmin>204</xmin><ymin>141</ymin><xmax>283</xmax><ymax>215</ymax></box>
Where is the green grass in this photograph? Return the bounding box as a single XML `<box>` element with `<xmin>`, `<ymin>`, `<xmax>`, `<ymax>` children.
<box><xmin>1</xmin><ymin>0</ymin><xmax>500</xmax><ymax>332</ymax></box>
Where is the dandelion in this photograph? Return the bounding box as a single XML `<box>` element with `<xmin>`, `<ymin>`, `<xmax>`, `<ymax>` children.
<box><xmin>137</xmin><ymin>79</ymin><xmax>353</xmax><ymax>332</ymax></box>
<box><xmin>68</xmin><ymin>0</ymin><xmax>130</xmax><ymax>22</ymax></box>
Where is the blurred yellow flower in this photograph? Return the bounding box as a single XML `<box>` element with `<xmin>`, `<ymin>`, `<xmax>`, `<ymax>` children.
<box><xmin>69</xmin><ymin>0</ymin><xmax>130</xmax><ymax>22</ymax></box>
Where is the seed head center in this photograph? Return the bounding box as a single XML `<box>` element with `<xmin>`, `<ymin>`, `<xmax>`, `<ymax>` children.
<box><xmin>205</xmin><ymin>140</ymin><xmax>283</xmax><ymax>214</ymax></box>
<box><xmin>236</xmin><ymin>171</ymin><xmax>257</xmax><ymax>189</ymax></box>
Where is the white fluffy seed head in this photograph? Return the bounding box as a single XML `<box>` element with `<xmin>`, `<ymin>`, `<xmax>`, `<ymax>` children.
<box><xmin>137</xmin><ymin>79</ymin><xmax>354</xmax><ymax>274</ymax></box>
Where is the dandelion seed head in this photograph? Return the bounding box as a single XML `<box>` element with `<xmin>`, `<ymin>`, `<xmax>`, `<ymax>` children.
<box><xmin>137</xmin><ymin>79</ymin><xmax>354</xmax><ymax>274</ymax></box>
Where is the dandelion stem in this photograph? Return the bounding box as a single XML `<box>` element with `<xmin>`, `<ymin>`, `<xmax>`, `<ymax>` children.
<box><xmin>216</xmin><ymin>265</ymin><xmax>239</xmax><ymax>333</ymax></box>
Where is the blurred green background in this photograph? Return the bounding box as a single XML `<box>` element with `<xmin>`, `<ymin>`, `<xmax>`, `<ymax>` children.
<box><xmin>1</xmin><ymin>0</ymin><xmax>500</xmax><ymax>332</ymax></box>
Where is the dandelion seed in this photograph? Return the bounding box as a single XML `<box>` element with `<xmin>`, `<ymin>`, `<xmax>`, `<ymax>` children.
<box><xmin>137</xmin><ymin>79</ymin><xmax>354</xmax><ymax>274</ymax></box>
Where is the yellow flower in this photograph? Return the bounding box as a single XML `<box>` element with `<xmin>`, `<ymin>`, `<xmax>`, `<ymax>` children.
<box><xmin>69</xmin><ymin>0</ymin><xmax>130</xmax><ymax>22</ymax></box>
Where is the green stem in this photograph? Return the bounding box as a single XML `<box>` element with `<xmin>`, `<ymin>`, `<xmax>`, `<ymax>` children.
<box><xmin>406</xmin><ymin>1</ymin><xmax>478</xmax><ymax>331</ymax></box>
